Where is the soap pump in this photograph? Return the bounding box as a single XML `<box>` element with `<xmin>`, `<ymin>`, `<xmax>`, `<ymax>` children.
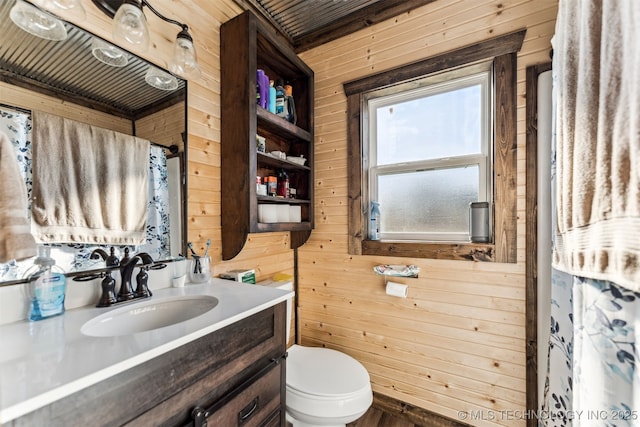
<box><xmin>24</xmin><ymin>246</ymin><xmax>66</xmax><ymax>321</ymax></box>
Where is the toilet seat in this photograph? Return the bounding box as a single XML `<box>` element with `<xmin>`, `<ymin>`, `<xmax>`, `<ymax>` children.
<box><xmin>286</xmin><ymin>345</ymin><xmax>371</xmax><ymax>398</ymax></box>
<box><xmin>286</xmin><ymin>344</ymin><xmax>373</xmax><ymax>426</ymax></box>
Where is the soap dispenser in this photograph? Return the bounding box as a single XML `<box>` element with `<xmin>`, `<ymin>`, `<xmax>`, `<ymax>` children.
<box><xmin>24</xmin><ymin>246</ymin><xmax>67</xmax><ymax>321</ymax></box>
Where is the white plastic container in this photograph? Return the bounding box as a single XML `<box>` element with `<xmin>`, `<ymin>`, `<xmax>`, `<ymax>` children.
<box><xmin>24</xmin><ymin>246</ymin><xmax>66</xmax><ymax>321</ymax></box>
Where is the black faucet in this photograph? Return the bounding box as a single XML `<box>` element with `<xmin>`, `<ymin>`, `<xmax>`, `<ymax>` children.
<box><xmin>118</xmin><ymin>252</ymin><xmax>154</xmax><ymax>302</ymax></box>
<box><xmin>90</xmin><ymin>247</ymin><xmax>120</xmax><ymax>267</ymax></box>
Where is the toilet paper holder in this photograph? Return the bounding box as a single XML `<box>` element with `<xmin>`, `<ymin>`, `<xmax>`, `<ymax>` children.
<box><xmin>372</xmin><ymin>264</ymin><xmax>420</xmax><ymax>279</ymax></box>
<box><xmin>373</xmin><ymin>264</ymin><xmax>419</xmax><ymax>298</ymax></box>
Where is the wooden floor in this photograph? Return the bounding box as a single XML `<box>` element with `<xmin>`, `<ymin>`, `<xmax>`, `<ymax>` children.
<box><xmin>347</xmin><ymin>405</ymin><xmax>425</xmax><ymax>427</ymax></box>
<box><xmin>285</xmin><ymin>392</ymin><xmax>470</xmax><ymax>427</ymax></box>
<box><xmin>287</xmin><ymin>406</ymin><xmax>424</xmax><ymax>427</ymax></box>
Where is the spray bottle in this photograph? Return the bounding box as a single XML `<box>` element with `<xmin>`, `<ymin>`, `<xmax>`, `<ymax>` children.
<box><xmin>370</xmin><ymin>201</ymin><xmax>381</xmax><ymax>240</ymax></box>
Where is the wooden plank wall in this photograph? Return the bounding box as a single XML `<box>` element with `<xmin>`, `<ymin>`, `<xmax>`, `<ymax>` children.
<box><xmin>135</xmin><ymin>102</ymin><xmax>186</xmax><ymax>151</ymax></box>
<box><xmin>296</xmin><ymin>1</ymin><xmax>558</xmax><ymax>426</ymax></box>
<box><xmin>0</xmin><ymin>82</ymin><xmax>132</xmax><ymax>133</ymax></box>
<box><xmin>30</xmin><ymin>1</ymin><xmax>557</xmax><ymax>425</ymax></box>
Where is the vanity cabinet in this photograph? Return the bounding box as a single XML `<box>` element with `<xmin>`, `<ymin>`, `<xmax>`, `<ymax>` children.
<box><xmin>7</xmin><ymin>303</ymin><xmax>287</xmax><ymax>427</ymax></box>
<box><xmin>221</xmin><ymin>10</ymin><xmax>314</xmax><ymax>260</ymax></box>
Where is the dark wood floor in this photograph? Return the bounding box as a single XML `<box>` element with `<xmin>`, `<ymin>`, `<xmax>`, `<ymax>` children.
<box><xmin>286</xmin><ymin>393</ymin><xmax>466</xmax><ymax>427</ymax></box>
<box><xmin>287</xmin><ymin>406</ymin><xmax>424</xmax><ymax>427</ymax></box>
<box><xmin>347</xmin><ymin>405</ymin><xmax>425</xmax><ymax>427</ymax></box>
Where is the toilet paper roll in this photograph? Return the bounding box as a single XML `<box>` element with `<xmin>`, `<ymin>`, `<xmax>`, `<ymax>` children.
<box><xmin>259</xmin><ymin>204</ymin><xmax>277</xmax><ymax>223</ymax></box>
<box><xmin>289</xmin><ymin>205</ymin><xmax>301</xmax><ymax>223</ymax></box>
<box><xmin>386</xmin><ymin>281</ymin><xmax>408</xmax><ymax>298</ymax></box>
<box><xmin>276</xmin><ymin>204</ymin><xmax>290</xmax><ymax>222</ymax></box>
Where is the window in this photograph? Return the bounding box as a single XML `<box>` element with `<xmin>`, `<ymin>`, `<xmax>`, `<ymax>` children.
<box><xmin>343</xmin><ymin>29</ymin><xmax>525</xmax><ymax>262</ymax></box>
<box><xmin>365</xmin><ymin>65</ymin><xmax>492</xmax><ymax>242</ymax></box>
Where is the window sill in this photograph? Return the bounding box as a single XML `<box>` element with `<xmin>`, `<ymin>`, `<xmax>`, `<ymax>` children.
<box><xmin>361</xmin><ymin>239</ymin><xmax>495</xmax><ymax>262</ymax></box>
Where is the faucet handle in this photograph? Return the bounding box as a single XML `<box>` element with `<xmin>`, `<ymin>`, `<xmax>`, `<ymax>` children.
<box><xmin>106</xmin><ymin>247</ymin><xmax>119</xmax><ymax>267</ymax></box>
<box><xmin>134</xmin><ymin>265</ymin><xmax>152</xmax><ymax>299</ymax></box>
<box><xmin>120</xmin><ymin>247</ymin><xmax>132</xmax><ymax>266</ymax></box>
<box><xmin>97</xmin><ymin>271</ymin><xmax>117</xmax><ymax>307</ymax></box>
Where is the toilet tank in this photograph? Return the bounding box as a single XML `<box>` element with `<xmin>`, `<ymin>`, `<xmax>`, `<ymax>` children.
<box><xmin>257</xmin><ymin>280</ymin><xmax>293</xmax><ymax>344</ymax></box>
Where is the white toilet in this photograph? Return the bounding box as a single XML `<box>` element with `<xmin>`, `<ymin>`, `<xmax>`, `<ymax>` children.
<box><xmin>286</xmin><ymin>344</ymin><xmax>373</xmax><ymax>426</ymax></box>
<box><xmin>270</xmin><ymin>280</ymin><xmax>373</xmax><ymax>427</ymax></box>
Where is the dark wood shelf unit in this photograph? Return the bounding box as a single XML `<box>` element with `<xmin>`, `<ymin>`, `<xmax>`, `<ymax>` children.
<box><xmin>257</xmin><ymin>195</ymin><xmax>311</xmax><ymax>204</ymax></box>
<box><xmin>257</xmin><ymin>107</ymin><xmax>312</xmax><ymax>142</ymax></box>
<box><xmin>257</xmin><ymin>152</ymin><xmax>311</xmax><ymax>172</ymax></box>
<box><xmin>221</xmin><ymin>10</ymin><xmax>315</xmax><ymax>260</ymax></box>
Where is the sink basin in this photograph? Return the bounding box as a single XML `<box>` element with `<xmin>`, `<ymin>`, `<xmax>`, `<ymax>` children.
<box><xmin>81</xmin><ymin>295</ymin><xmax>219</xmax><ymax>337</ymax></box>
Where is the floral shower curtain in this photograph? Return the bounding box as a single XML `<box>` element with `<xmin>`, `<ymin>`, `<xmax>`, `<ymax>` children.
<box><xmin>0</xmin><ymin>105</ymin><xmax>170</xmax><ymax>279</ymax></box>
<box><xmin>541</xmin><ymin>1</ymin><xmax>639</xmax><ymax>426</ymax></box>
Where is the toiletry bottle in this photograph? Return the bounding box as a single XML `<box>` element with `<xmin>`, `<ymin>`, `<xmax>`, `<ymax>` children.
<box><xmin>267</xmin><ymin>176</ymin><xmax>277</xmax><ymax>196</ymax></box>
<box><xmin>275</xmin><ymin>79</ymin><xmax>286</xmax><ymax>118</ymax></box>
<box><xmin>268</xmin><ymin>80</ymin><xmax>277</xmax><ymax>113</ymax></box>
<box><xmin>24</xmin><ymin>246</ymin><xmax>66</xmax><ymax>321</ymax></box>
<box><xmin>277</xmin><ymin>169</ymin><xmax>290</xmax><ymax>198</ymax></box>
<box><xmin>284</xmin><ymin>84</ymin><xmax>297</xmax><ymax>124</ymax></box>
<box><xmin>370</xmin><ymin>201</ymin><xmax>381</xmax><ymax>240</ymax></box>
<box><xmin>256</xmin><ymin>69</ymin><xmax>269</xmax><ymax>109</ymax></box>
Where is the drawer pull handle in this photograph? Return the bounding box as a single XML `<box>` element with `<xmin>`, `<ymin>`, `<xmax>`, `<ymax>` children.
<box><xmin>192</xmin><ymin>406</ymin><xmax>208</xmax><ymax>427</ymax></box>
<box><xmin>238</xmin><ymin>397</ymin><xmax>259</xmax><ymax>424</ymax></box>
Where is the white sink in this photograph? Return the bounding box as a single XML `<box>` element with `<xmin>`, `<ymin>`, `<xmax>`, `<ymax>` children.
<box><xmin>81</xmin><ymin>295</ymin><xmax>219</xmax><ymax>337</ymax></box>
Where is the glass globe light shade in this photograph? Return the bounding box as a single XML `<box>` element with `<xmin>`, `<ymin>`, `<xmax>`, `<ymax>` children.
<box><xmin>112</xmin><ymin>1</ymin><xmax>149</xmax><ymax>51</ymax></box>
<box><xmin>50</xmin><ymin>0</ymin><xmax>87</xmax><ymax>19</ymax></box>
<box><xmin>9</xmin><ymin>0</ymin><xmax>67</xmax><ymax>41</ymax></box>
<box><xmin>168</xmin><ymin>30</ymin><xmax>201</xmax><ymax>79</ymax></box>
<box><xmin>91</xmin><ymin>37</ymin><xmax>129</xmax><ymax>67</ymax></box>
<box><xmin>145</xmin><ymin>66</ymin><xmax>179</xmax><ymax>91</ymax></box>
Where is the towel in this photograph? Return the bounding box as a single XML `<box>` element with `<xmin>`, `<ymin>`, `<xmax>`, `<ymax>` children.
<box><xmin>0</xmin><ymin>131</ymin><xmax>37</xmax><ymax>262</ymax></box>
<box><xmin>31</xmin><ymin>111</ymin><xmax>149</xmax><ymax>245</ymax></box>
<box><xmin>552</xmin><ymin>0</ymin><xmax>640</xmax><ymax>291</ymax></box>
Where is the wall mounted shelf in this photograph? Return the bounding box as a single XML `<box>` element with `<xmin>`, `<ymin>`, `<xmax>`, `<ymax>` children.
<box><xmin>221</xmin><ymin>10</ymin><xmax>314</xmax><ymax>260</ymax></box>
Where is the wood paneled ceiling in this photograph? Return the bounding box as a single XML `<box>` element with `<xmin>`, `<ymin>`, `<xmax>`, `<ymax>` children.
<box><xmin>232</xmin><ymin>0</ymin><xmax>438</xmax><ymax>52</ymax></box>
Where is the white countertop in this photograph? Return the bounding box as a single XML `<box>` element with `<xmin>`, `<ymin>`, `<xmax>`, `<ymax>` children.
<box><xmin>0</xmin><ymin>279</ymin><xmax>293</xmax><ymax>423</ymax></box>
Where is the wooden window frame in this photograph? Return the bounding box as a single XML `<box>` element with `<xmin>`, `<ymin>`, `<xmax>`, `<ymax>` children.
<box><xmin>343</xmin><ymin>29</ymin><xmax>526</xmax><ymax>263</ymax></box>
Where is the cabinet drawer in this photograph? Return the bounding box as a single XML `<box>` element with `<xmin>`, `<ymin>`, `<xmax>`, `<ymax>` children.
<box><xmin>203</xmin><ymin>361</ymin><xmax>282</xmax><ymax>427</ymax></box>
<box><xmin>126</xmin><ymin>303</ymin><xmax>286</xmax><ymax>427</ymax></box>
<box><xmin>260</xmin><ymin>410</ymin><xmax>282</xmax><ymax>427</ymax></box>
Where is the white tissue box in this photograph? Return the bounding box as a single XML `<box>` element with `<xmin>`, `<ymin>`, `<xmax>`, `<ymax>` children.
<box><xmin>220</xmin><ymin>269</ymin><xmax>256</xmax><ymax>284</ymax></box>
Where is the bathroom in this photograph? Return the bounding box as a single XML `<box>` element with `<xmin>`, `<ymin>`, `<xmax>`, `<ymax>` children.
<box><xmin>2</xmin><ymin>0</ymin><xmax>636</xmax><ymax>426</ymax></box>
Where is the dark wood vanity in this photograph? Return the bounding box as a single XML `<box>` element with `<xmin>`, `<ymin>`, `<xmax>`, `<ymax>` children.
<box><xmin>6</xmin><ymin>303</ymin><xmax>287</xmax><ymax>427</ymax></box>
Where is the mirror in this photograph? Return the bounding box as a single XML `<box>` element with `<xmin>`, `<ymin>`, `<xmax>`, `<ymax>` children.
<box><xmin>0</xmin><ymin>0</ymin><xmax>187</xmax><ymax>285</ymax></box>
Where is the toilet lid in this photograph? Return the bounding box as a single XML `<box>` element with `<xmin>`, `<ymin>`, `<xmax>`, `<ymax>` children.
<box><xmin>287</xmin><ymin>345</ymin><xmax>370</xmax><ymax>397</ymax></box>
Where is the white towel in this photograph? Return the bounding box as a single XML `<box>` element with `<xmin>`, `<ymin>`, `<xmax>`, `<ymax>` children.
<box><xmin>0</xmin><ymin>131</ymin><xmax>36</xmax><ymax>262</ymax></box>
<box><xmin>552</xmin><ymin>0</ymin><xmax>640</xmax><ymax>291</ymax></box>
<box><xmin>31</xmin><ymin>111</ymin><xmax>149</xmax><ymax>245</ymax></box>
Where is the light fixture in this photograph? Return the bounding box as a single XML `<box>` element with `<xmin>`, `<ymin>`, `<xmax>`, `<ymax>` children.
<box><xmin>9</xmin><ymin>0</ymin><xmax>68</xmax><ymax>41</ymax></box>
<box><xmin>91</xmin><ymin>37</ymin><xmax>129</xmax><ymax>67</ymax></box>
<box><xmin>145</xmin><ymin>65</ymin><xmax>178</xmax><ymax>91</ymax></box>
<box><xmin>112</xmin><ymin>0</ymin><xmax>149</xmax><ymax>50</ymax></box>
<box><xmin>42</xmin><ymin>0</ymin><xmax>86</xmax><ymax>19</ymax></box>
<box><xmin>92</xmin><ymin>0</ymin><xmax>201</xmax><ymax>79</ymax></box>
<box><xmin>169</xmin><ymin>28</ymin><xmax>201</xmax><ymax>79</ymax></box>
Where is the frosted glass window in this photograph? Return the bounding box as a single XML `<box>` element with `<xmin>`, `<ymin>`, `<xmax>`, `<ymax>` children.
<box><xmin>366</xmin><ymin>66</ymin><xmax>492</xmax><ymax>242</ymax></box>
<box><xmin>377</xmin><ymin>167</ymin><xmax>479</xmax><ymax>238</ymax></box>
